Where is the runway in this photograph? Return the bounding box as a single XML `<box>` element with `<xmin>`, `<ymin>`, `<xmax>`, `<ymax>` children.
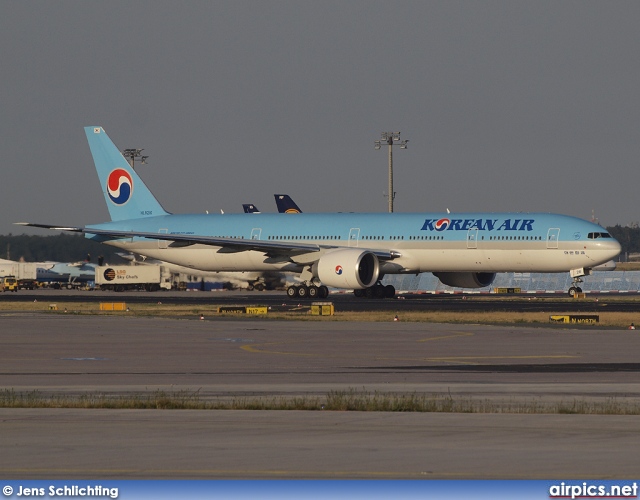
<box><xmin>3</xmin><ymin>409</ymin><xmax>639</xmax><ymax>479</ymax></box>
<box><xmin>1</xmin><ymin>312</ymin><xmax>640</xmax><ymax>478</ymax></box>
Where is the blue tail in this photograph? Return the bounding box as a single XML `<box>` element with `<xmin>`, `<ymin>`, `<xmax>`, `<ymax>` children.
<box><xmin>274</xmin><ymin>194</ymin><xmax>303</xmax><ymax>214</ymax></box>
<box><xmin>85</xmin><ymin>126</ymin><xmax>169</xmax><ymax>221</ymax></box>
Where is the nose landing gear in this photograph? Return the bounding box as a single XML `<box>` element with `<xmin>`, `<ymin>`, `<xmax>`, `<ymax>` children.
<box><xmin>568</xmin><ymin>281</ymin><xmax>583</xmax><ymax>297</ymax></box>
<box><xmin>568</xmin><ymin>268</ymin><xmax>591</xmax><ymax>297</ymax></box>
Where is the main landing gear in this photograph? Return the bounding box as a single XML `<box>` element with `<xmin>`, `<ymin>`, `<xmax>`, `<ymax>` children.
<box><xmin>353</xmin><ymin>282</ymin><xmax>396</xmax><ymax>299</ymax></box>
<box><xmin>285</xmin><ymin>279</ymin><xmax>396</xmax><ymax>300</ymax></box>
<box><xmin>286</xmin><ymin>284</ymin><xmax>330</xmax><ymax>299</ymax></box>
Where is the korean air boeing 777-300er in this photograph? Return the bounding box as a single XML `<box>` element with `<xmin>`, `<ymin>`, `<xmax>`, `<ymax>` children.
<box><xmin>18</xmin><ymin>126</ymin><xmax>621</xmax><ymax>299</ymax></box>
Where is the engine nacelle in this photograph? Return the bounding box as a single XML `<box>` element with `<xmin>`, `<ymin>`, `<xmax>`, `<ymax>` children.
<box><xmin>433</xmin><ymin>272</ymin><xmax>496</xmax><ymax>289</ymax></box>
<box><xmin>315</xmin><ymin>249</ymin><xmax>379</xmax><ymax>289</ymax></box>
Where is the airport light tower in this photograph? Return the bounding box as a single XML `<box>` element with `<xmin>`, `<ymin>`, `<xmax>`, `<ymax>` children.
<box><xmin>374</xmin><ymin>132</ymin><xmax>408</xmax><ymax>213</ymax></box>
<box><xmin>122</xmin><ymin>148</ymin><xmax>149</xmax><ymax>170</ymax></box>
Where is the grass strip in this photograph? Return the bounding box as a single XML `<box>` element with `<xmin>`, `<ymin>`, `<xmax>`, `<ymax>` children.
<box><xmin>1</xmin><ymin>388</ymin><xmax>639</xmax><ymax>415</ymax></box>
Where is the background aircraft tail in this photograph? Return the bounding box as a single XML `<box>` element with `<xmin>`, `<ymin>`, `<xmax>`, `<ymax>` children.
<box><xmin>84</xmin><ymin>126</ymin><xmax>169</xmax><ymax>221</ymax></box>
<box><xmin>243</xmin><ymin>203</ymin><xmax>261</xmax><ymax>214</ymax></box>
<box><xmin>274</xmin><ymin>194</ymin><xmax>303</xmax><ymax>213</ymax></box>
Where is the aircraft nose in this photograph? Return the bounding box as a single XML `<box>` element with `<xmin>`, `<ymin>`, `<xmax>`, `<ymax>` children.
<box><xmin>606</xmin><ymin>237</ymin><xmax>622</xmax><ymax>260</ymax></box>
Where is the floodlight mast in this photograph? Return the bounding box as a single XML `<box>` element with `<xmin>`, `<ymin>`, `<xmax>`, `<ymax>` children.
<box><xmin>374</xmin><ymin>132</ymin><xmax>408</xmax><ymax>213</ymax></box>
<box><xmin>122</xmin><ymin>148</ymin><xmax>149</xmax><ymax>170</ymax></box>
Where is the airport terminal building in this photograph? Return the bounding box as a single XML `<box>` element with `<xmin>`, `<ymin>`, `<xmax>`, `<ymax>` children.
<box><xmin>382</xmin><ymin>271</ymin><xmax>640</xmax><ymax>294</ymax></box>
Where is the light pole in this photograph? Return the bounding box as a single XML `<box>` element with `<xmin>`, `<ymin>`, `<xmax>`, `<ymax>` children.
<box><xmin>374</xmin><ymin>132</ymin><xmax>408</xmax><ymax>213</ymax></box>
<box><xmin>122</xmin><ymin>148</ymin><xmax>149</xmax><ymax>170</ymax></box>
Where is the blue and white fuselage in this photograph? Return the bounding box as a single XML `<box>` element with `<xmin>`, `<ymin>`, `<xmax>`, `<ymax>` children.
<box><xmin>18</xmin><ymin>126</ymin><xmax>621</xmax><ymax>297</ymax></box>
<box><xmin>86</xmin><ymin>211</ymin><xmax>618</xmax><ymax>275</ymax></box>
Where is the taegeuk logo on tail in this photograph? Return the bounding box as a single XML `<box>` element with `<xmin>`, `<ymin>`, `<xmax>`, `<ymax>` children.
<box><xmin>107</xmin><ymin>168</ymin><xmax>133</xmax><ymax>205</ymax></box>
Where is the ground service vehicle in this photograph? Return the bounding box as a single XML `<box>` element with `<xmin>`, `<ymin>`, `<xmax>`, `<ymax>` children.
<box><xmin>0</xmin><ymin>262</ymin><xmax>37</xmax><ymax>290</ymax></box>
<box><xmin>95</xmin><ymin>265</ymin><xmax>172</xmax><ymax>292</ymax></box>
<box><xmin>1</xmin><ymin>276</ymin><xmax>18</xmax><ymax>292</ymax></box>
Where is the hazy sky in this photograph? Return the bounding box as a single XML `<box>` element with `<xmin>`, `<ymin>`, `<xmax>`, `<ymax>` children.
<box><xmin>3</xmin><ymin>1</ymin><xmax>640</xmax><ymax>237</ymax></box>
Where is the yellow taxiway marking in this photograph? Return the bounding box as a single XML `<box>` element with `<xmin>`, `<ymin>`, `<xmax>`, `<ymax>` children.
<box><xmin>241</xmin><ymin>336</ymin><xmax>579</xmax><ymax>364</ymax></box>
<box><xmin>417</xmin><ymin>331</ymin><xmax>475</xmax><ymax>342</ymax></box>
<box><xmin>422</xmin><ymin>354</ymin><xmax>579</xmax><ymax>365</ymax></box>
<box><xmin>430</xmin><ymin>355</ymin><xmax>578</xmax><ymax>360</ymax></box>
<box><xmin>241</xmin><ymin>342</ymin><xmax>316</xmax><ymax>357</ymax></box>
<box><xmin>367</xmin><ymin>354</ymin><xmax>580</xmax><ymax>365</ymax></box>
<box><xmin>242</xmin><ymin>330</ymin><xmax>477</xmax><ymax>356</ymax></box>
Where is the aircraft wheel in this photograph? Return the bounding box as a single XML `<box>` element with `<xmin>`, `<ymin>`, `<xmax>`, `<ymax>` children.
<box><xmin>297</xmin><ymin>285</ymin><xmax>309</xmax><ymax>298</ymax></box>
<box><xmin>247</xmin><ymin>284</ymin><xmax>254</xmax><ymax>291</ymax></box>
<box><xmin>308</xmin><ymin>286</ymin><xmax>318</xmax><ymax>298</ymax></box>
<box><xmin>373</xmin><ymin>284</ymin><xmax>385</xmax><ymax>299</ymax></box>
<box><xmin>255</xmin><ymin>283</ymin><xmax>265</xmax><ymax>292</ymax></box>
<box><xmin>364</xmin><ymin>287</ymin><xmax>375</xmax><ymax>299</ymax></box>
<box><xmin>353</xmin><ymin>289</ymin><xmax>364</xmax><ymax>298</ymax></box>
<box><xmin>286</xmin><ymin>286</ymin><xmax>298</xmax><ymax>298</ymax></box>
<box><xmin>384</xmin><ymin>285</ymin><xmax>396</xmax><ymax>299</ymax></box>
<box><xmin>318</xmin><ymin>286</ymin><xmax>329</xmax><ymax>299</ymax></box>
<box><xmin>568</xmin><ymin>286</ymin><xmax>577</xmax><ymax>297</ymax></box>
<box><xmin>576</xmin><ymin>287</ymin><xmax>583</xmax><ymax>293</ymax></box>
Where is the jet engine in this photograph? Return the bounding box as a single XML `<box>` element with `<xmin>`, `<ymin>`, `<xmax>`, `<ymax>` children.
<box><xmin>433</xmin><ymin>272</ymin><xmax>496</xmax><ymax>289</ymax></box>
<box><xmin>315</xmin><ymin>248</ymin><xmax>379</xmax><ymax>289</ymax></box>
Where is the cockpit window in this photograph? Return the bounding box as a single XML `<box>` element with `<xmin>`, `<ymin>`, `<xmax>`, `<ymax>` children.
<box><xmin>588</xmin><ymin>232</ymin><xmax>612</xmax><ymax>239</ymax></box>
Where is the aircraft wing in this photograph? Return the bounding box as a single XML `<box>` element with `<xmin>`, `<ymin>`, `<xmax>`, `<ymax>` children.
<box><xmin>16</xmin><ymin>223</ymin><xmax>400</xmax><ymax>260</ymax></box>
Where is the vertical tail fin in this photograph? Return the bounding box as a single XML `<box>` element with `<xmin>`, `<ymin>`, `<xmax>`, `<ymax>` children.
<box><xmin>243</xmin><ymin>203</ymin><xmax>261</xmax><ymax>213</ymax></box>
<box><xmin>84</xmin><ymin>126</ymin><xmax>169</xmax><ymax>221</ymax></box>
<box><xmin>274</xmin><ymin>194</ymin><xmax>303</xmax><ymax>213</ymax></box>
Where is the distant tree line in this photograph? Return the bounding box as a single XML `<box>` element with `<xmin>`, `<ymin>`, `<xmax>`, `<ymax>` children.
<box><xmin>1</xmin><ymin>226</ymin><xmax>639</xmax><ymax>263</ymax></box>
<box><xmin>0</xmin><ymin>233</ymin><xmax>127</xmax><ymax>264</ymax></box>
<box><xmin>606</xmin><ymin>225</ymin><xmax>640</xmax><ymax>259</ymax></box>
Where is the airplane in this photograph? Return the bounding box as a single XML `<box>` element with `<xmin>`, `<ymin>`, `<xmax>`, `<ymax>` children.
<box><xmin>274</xmin><ymin>194</ymin><xmax>303</xmax><ymax>213</ymax></box>
<box><xmin>18</xmin><ymin>126</ymin><xmax>622</xmax><ymax>300</ymax></box>
<box><xmin>0</xmin><ymin>257</ymin><xmax>97</xmax><ymax>289</ymax></box>
<box><xmin>36</xmin><ymin>260</ymin><xmax>97</xmax><ymax>288</ymax></box>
